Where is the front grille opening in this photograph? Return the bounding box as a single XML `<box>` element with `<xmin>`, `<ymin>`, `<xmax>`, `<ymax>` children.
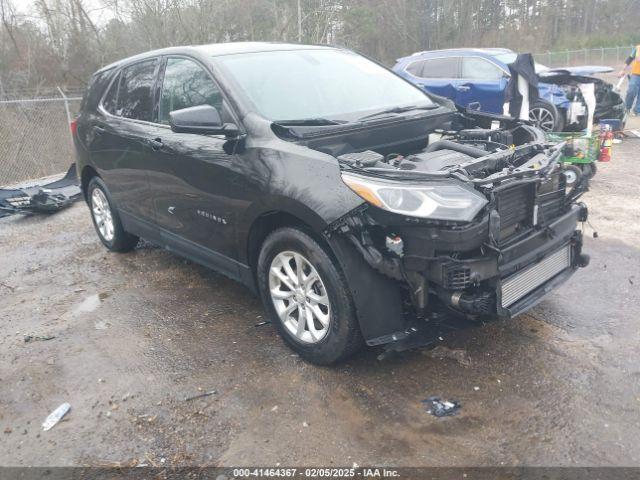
<box><xmin>444</xmin><ymin>264</ymin><xmax>472</xmax><ymax>289</ymax></box>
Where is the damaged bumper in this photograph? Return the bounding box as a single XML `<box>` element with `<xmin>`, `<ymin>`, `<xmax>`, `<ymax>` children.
<box><xmin>425</xmin><ymin>204</ymin><xmax>588</xmax><ymax>318</ymax></box>
<box><xmin>329</xmin><ymin>191</ymin><xmax>588</xmax><ymax>350</ymax></box>
<box><xmin>0</xmin><ymin>164</ymin><xmax>81</xmax><ymax>218</ymax></box>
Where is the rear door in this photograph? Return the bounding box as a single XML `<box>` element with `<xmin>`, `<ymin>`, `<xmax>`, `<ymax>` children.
<box><xmin>403</xmin><ymin>57</ymin><xmax>460</xmax><ymax>101</ymax></box>
<box><xmin>457</xmin><ymin>57</ymin><xmax>509</xmax><ymax>114</ymax></box>
<box><xmin>90</xmin><ymin>58</ymin><xmax>160</xmax><ymax>226</ymax></box>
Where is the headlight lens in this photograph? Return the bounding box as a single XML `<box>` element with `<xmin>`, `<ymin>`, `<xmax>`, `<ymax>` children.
<box><xmin>342</xmin><ymin>173</ymin><xmax>488</xmax><ymax>222</ymax></box>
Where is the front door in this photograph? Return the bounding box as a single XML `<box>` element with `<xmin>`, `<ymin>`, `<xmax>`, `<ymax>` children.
<box><xmin>146</xmin><ymin>56</ymin><xmax>243</xmax><ymax>277</ymax></box>
<box><xmin>456</xmin><ymin>57</ymin><xmax>509</xmax><ymax>114</ymax></box>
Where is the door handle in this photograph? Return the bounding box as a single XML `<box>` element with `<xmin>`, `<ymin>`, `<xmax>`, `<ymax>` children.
<box><xmin>456</xmin><ymin>85</ymin><xmax>471</xmax><ymax>92</ymax></box>
<box><xmin>148</xmin><ymin>137</ymin><xmax>163</xmax><ymax>151</ymax></box>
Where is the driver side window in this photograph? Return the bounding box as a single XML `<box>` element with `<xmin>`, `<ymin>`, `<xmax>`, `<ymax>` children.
<box><xmin>159</xmin><ymin>57</ymin><xmax>223</xmax><ymax>125</ymax></box>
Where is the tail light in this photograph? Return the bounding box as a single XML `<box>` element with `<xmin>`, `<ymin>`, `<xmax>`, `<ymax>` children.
<box><xmin>70</xmin><ymin>118</ymin><xmax>78</xmax><ymax>136</ymax></box>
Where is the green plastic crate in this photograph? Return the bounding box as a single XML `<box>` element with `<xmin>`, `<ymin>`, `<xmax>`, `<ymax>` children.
<box><xmin>546</xmin><ymin>132</ymin><xmax>600</xmax><ymax>164</ymax></box>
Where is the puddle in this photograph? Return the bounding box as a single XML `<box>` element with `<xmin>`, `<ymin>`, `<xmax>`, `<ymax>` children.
<box><xmin>73</xmin><ymin>293</ymin><xmax>108</xmax><ymax>315</ymax></box>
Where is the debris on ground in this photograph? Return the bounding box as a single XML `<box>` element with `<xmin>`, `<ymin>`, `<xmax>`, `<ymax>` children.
<box><xmin>42</xmin><ymin>402</ymin><xmax>71</xmax><ymax>431</ymax></box>
<box><xmin>421</xmin><ymin>396</ymin><xmax>461</xmax><ymax>417</ymax></box>
<box><xmin>184</xmin><ymin>390</ymin><xmax>216</xmax><ymax>402</ymax></box>
<box><xmin>423</xmin><ymin>345</ymin><xmax>471</xmax><ymax>366</ymax></box>
<box><xmin>3</xmin><ymin>427</ymin><xmax>12</xmax><ymax>434</ymax></box>
<box><xmin>24</xmin><ymin>334</ymin><xmax>56</xmax><ymax>343</ymax></box>
<box><xmin>0</xmin><ymin>164</ymin><xmax>82</xmax><ymax>218</ymax></box>
<box><xmin>94</xmin><ymin>320</ymin><xmax>109</xmax><ymax>330</ymax></box>
<box><xmin>255</xmin><ymin>320</ymin><xmax>270</xmax><ymax>327</ymax></box>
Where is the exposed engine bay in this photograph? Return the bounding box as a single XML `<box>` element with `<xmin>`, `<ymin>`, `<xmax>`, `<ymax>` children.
<box><xmin>274</xmin><ymin>106</ymin><xmax>590</xmax><ymax>350</ymax></box>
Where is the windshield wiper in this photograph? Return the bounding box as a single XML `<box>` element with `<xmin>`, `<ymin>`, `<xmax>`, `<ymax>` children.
<box><xmin>358</xmin><ymin>104</ymin><xmax>440</xmax><ymax>121</ymax></box>
<box><xmin>274</xmin><ymin>118</ymin><xmax>347</xmax><ymax>126</ymax></box>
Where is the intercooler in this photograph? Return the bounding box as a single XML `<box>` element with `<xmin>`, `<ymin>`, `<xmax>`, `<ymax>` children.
<box><xmin>500</xmin><ymin>245</ymin><xmax>572</xmax><ymax>308</ymax></box>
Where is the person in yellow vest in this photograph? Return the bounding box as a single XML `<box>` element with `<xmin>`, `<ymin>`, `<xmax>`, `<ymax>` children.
<box><xmin>619</xmin><ymin>45</ymin><xmax>640</xmax><ymax>115</ymax></box>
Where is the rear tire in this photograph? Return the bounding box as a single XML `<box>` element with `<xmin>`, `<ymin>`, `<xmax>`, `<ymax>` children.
<box><xmin>87</xmin><ymin>177</ymin><xmax>139</xmax><ymax>252</ymax></box>
<box><xmin>257</xmin><ymin>227</ymin><xmax>363</xmax><ymax>365</ymax></box>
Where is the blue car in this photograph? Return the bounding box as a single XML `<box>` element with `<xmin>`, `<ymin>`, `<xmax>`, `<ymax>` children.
<box><xmin>393</xmin><ymin>48</ymin><xmax>625</xmax><ymax>132</ymax></box>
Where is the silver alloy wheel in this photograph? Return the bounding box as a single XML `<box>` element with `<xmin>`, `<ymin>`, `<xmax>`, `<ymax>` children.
<box><xmin>91</xmin><ymin>188</ymin><xmax>115</xmax><ymax>242</ymax></box>
<box><xmin>268</xmin><ymin>250</ymin><xmax>331</xmax><ymax>344</ymax></box>
<box><xmin>529</xmin><ymin>107</ymin><xmax>556</xmax><ymax>132</ymax></box>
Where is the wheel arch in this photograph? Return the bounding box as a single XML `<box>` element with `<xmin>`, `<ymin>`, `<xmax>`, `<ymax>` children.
<box><xmin>245</xmin><ymin>209</ymin><xmax>334</xmax><ymax>281</ymax></box>
<box><xmin>80</xmin><ymin>165</ymin><xmax>100</xmax><ymax>201</ymax></box>
<box><xmin>244</xmin><ymin>206</ymin><xmax>407</xmax><ymax>346</ymax></box>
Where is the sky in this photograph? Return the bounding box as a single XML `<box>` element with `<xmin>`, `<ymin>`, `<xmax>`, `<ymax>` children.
<box><xmin>10</xmin><ymin>0</ymin><xmax>116</xmax><ymax>27</ymax></box>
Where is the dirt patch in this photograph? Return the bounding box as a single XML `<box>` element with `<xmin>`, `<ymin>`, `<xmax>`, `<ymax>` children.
<box><xmin>1</xmin><ymin>124</ymin><xmax>639</xmax><ymax>466</ymax></box>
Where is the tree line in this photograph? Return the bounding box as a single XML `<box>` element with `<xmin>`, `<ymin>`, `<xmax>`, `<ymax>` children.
<box><xmin>0</xmin><ymin>0</ymin><xmax>638</xmax><ymax>95</ymax></box>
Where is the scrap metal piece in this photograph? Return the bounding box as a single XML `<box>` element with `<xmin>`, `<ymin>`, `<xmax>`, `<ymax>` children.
<box><xmin>422</xmin><ymin>396</ymin><xmax>461</xmax><ymax>417</ymax></box>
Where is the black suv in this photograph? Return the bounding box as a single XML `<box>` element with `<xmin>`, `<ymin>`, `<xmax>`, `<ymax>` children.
<box><xmin>74</xmin><ymin>42</ymin><xmax>589</xmax><ymax>364</ymax></box>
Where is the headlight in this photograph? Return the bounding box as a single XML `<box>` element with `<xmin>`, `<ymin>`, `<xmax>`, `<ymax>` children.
<box><xmin>342</xmin><ymin>173</ymin><xmax>488</xmax><ymax>222</ymax></box>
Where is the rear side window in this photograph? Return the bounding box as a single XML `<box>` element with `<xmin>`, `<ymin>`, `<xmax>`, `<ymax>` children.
<box><xmin>83</xmin><ymin>70</ymin><xmax>111</xmax><ymax>112</ymax></box>
<box><xmin>117</xmin><ymin>59</ymin><xmax>158</xmax><ymax>121</ymax></box>
<box><xmin>102</xmin><ymin>72</ymin><xmax>120</xmax><ymax>115</ymax></box>
<box><xmin>159</xmin><ymin>57</ymin><xmax>223</xmax><ymax>124</ymax></box>
<box><xmin>407</xmin><ymin>57</ymin><xmax>458</xmax><ymax>78</ymax></box>
<box><xmin>461</xmin><ymin>57</ymin><xmax>505</xmax><ymax>80</ymax></box>
<box><xmin>406</xmin><ymin>60</ymin><xmax>426</xmax><ymax>77</ymax></box>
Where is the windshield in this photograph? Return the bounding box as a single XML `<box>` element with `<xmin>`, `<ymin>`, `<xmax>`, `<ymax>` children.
<box><xmin>491</xmin><ymin>52</ymin><xmax>549</xmax><ymax>73</ymax></box>
<box><xmin>214</xmin><ymin>48</ymin><xmax>435</xmax><ymax>122</ymax></box>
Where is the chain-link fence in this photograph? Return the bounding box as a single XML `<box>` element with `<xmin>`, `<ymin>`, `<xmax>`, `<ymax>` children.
<box><xmin>0</xmin><ymin>45</ymin><xmax>635</xmax><ymax>186</ymax></box>
<box><xmin>534</xmin><ymin>46</ymin><xmax>634</xmax><ymax>68</ymax></box>
<box><xmin>0</xmin><ymin>91</ymin><xmax>82</xmax><ymax>186</ymax></box>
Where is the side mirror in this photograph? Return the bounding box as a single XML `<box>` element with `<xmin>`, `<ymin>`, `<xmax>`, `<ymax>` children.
<box><xmin>169</xmin><ymin>105</ymin><xmax>239</xmax><ymax>137</ymax></box>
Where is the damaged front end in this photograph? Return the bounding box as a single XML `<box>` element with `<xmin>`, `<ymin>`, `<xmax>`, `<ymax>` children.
<box><xmin>321</xmin><ymin>112</ymin><xmax>590</xmax><ymax>349</ymax></box>
<box><xmin>540</xmin><ymin>69</ymin><xmax>626</xmax><ymax>131</ymax></box>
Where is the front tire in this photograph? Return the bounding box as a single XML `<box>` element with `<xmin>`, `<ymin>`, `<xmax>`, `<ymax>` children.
<box><xmin>257</xmin><ymin>227</ymin><xmax>363</xmax><ymax>365</ymax></box>
<box><xmin>529</xmin><ymin>100</ymin><xmax>562</xmax><ymax>132</ymax></box>
<box><xmin>88</xmin><ymin>177</ymin><xmax>139</xmax><ymax>252</ymax></box>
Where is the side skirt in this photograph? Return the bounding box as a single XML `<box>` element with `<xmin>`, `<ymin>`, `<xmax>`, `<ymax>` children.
<box><xmin>119</xmin><ymin>210</ymin><xmax>256</xmax><ymax>293</ymax></box>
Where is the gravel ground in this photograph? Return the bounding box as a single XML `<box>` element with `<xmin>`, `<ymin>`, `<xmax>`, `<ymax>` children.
<box><xmin>1</xmin><ymin>120</ymin><xmax>639</xmax><ymax>468</ymax></box>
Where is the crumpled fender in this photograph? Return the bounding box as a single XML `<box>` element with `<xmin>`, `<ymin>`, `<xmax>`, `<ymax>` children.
<box><xmin>325</xmin><ymin>233</ymin><xmax>407</xmax><ymax>345</ymax></box>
